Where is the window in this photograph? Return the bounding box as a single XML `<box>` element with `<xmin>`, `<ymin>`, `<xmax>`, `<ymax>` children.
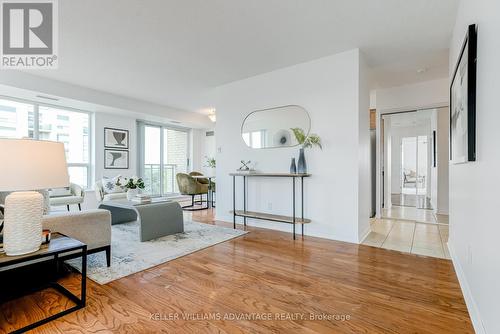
<box><xmin>0</xmin><ymin>98</ymin><xmax>91</xmax><ymax>188</ymax></box>
<box><xmin>139</xmin><ymin>122</ymin><xmax>189</xmax><ymax>197</ymax></box>
<box><xmin>242</xmin><ymin>130</ymin><xmax>265</xmax><ymax>149</ymax></box>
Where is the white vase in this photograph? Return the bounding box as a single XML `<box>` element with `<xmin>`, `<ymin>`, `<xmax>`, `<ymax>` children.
<box><xmin>127</xmin><ymin>188</ymin><xmax>139</xmax><ymax>200</ymax></box>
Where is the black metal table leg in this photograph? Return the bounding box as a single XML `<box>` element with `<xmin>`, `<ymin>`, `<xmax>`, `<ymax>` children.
<box><xmin>233</xmin><ymin>175</ymin><xmax>236</xmax><ymax>229</ymax></box>
<box><xmin>292</xmin><ymin>177</ymin><xmax>296</xmax><ymax>240</ymax></box>
<box><xmin>243</xmin><ymin>175</ymin><xmax>247</xmax><ymax>227</ymax></box>
<box><xmin>81</xmin><ymin>245</ymin><xmax>87</xmax><ymax>306</ymax></box>
<box><xmin>301</xmin><ymin>176</ymin><xmax>304</xmax><ymax>237</ymax></box>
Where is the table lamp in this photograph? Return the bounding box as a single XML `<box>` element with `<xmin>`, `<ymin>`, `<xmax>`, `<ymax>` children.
<box><xmin>0</xmin><ymin>139</ymin><xmax>69</xmax><ymax>256</ymax></box>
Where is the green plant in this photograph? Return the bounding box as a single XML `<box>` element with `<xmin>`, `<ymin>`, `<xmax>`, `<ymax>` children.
<box><xmin>291</xmin><ymin>128</ymin><xmax>322</xmax><ymax>149</ymax></box>
<box><xmin>122</xmin><ymin>177</ymin><xmax>145</xmax><ymax>190</ymax></box>
<box><xmin>204</xmin><ymin>156</ymin><xmax>216</xmax><ymax>168</ymax></box>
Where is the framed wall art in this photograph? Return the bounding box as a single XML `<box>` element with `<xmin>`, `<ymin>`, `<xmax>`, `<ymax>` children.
<box><xmin>450</xmin><ymin>24</ymin><xmax>477</xmax><ymax>164</ymax></box>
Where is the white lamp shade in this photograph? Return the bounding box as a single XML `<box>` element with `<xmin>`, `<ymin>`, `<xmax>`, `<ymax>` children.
<box><xmin>0</xmin><ymin>139</ymin><xmax>70</xmax><ymax>191</ymax></box>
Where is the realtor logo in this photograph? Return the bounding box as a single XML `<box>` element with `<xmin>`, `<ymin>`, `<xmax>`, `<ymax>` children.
<box><xmin>1</xmin><ymin>0</ymin><xmax>58</xmax><ymax>68</ymax></box>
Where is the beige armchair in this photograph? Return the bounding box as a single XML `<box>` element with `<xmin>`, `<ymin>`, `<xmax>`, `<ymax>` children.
<box><xmin>49</xmin><ymin>183</ymin><xmax>85</xmax><ymax>211</ymax></box>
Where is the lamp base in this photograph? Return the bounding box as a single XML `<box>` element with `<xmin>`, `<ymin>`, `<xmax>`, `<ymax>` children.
<box><xmin>4</xmin><ymin>191</ymin><xmax>43</xmax><ymax>256</ymax></box>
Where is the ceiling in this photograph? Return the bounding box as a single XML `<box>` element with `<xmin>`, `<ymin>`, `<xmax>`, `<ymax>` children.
<box><xmin>27</xmin><ymin>0</ymin><xmax>458</xmax><ymax>113</ymax></box>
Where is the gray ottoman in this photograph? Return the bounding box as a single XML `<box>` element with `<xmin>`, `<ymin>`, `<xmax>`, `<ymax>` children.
<box><xmin>98</xmin><ymin>200</ymin><xmax>184</xmax><ymax>242</ymax></box>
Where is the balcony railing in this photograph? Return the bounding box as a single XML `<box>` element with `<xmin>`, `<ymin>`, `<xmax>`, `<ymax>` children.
<box><xmin>143</xmin><ymin>164</ymin><xmax>179</xmax><ymax>196</ymax></box>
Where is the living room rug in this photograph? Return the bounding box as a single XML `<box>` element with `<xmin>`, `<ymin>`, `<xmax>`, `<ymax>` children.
<box><xmin>67</xmin><ymin>220</ymin><xmax>247</xmax><ymax>284</ymax></box>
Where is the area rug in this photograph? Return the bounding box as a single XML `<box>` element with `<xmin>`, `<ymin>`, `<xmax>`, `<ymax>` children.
<box><xmin>67</xmin><ymin>220</ymin><xmax>247</xmax><ymax>284</ymax></box>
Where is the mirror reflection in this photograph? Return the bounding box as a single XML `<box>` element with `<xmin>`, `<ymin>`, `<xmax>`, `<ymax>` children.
<box><xmin>241</xmin><ymin>105</ymin><xmax>310</xmax><ymax>149</ymax></box>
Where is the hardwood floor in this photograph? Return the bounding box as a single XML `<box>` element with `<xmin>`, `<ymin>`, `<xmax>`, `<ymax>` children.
<box><xmin>0</xmin><ymin>209</ymin><xmax>473</xmax><ymax>333</ymax></box>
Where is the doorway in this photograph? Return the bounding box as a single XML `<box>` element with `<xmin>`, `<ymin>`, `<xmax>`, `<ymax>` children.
<box><xmin>380</xmin><ymin>107</ymin><xmax>449</xmax><ymax>224</ymax></box>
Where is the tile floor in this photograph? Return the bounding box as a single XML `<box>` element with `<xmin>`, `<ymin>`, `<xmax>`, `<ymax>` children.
<box><xmin>363</xmin><ymin>218</ymin><xmax>450</xmax><ymax>259</ymax></box>
<box><xmin>382</xmin><ymin>206</ymin><xmax>438</xmax><ymax>224</ymax></box>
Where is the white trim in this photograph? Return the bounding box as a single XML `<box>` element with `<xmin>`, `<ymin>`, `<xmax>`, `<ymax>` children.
<box><xmin>447</xmin><ymin>240</ymin><xmax>486</xmax><ymax>334</ymax></box>
<box><xmin>359</xmin><ymin>224</ymin><xmax>371</xmax><ymax>244</ymax></box>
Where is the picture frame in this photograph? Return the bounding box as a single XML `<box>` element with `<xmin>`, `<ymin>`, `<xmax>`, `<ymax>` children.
<box><xmin>104</xmin><ymin>149</ymin><xmax>129</xmax><ymax>169</ymax></box>
<box><xmin>104</xmin><ymin>127</ymin><xmax>129</xmax><ymax>149</ymax></box>
<box><xmin>450</xmin><ymin>24</ymin><xmax>477</xmax><ymax>164</ymax></box>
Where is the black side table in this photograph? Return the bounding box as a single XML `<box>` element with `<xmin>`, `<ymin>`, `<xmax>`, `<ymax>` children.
<box><xmin>0</xmin><ymin>233</ymin><xmax>87</xmax><ymax>333</ymax></box>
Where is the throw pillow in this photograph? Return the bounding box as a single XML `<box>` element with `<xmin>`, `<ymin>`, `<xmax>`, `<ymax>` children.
<box><xmin>102</xmin><ymin>176</ymin><xmax>125</xmax><ymax>194</ymax></box>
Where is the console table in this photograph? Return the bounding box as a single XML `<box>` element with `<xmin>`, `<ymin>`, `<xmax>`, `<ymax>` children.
<box><xmin>230</xmin><ymin>173</ymin><xmax>311</xmax><ymax>239</ymax></box>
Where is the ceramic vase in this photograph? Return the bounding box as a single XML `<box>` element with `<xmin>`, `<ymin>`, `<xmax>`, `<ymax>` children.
<box><xmin>290</xmin><ymin>158</ymin><xmax>297</xmax><ymax>174</ymax></box>
<box><xmin>297</xmin><ymin>148</ymin><xmax>307</xmax><ymax>174</ymax></box>
<box><xmin>127</xmin><ymin>188</ymin><xmax>139</xmax><ymax>200</ymax></box>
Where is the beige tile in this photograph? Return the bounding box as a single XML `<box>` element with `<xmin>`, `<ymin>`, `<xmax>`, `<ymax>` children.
<box><xmin>411</xmin><ymin>246</ymin><xmax>446</xmax><ymax>259</ymax></box>
<box><xmin>435</xmin><ymin>213</ymin><xmax>449</xmax><ymax>225</ymax></box>
<box><xmin>415</xmin><ymin>223</ymin><xmax>440</xmax><ymax>234</ymax></box>
<box><xmin>370</xmin><ymin>220</ymin><xmax>393</xmax><ymax>234</ymax></box>
<box><xmin>362</xmin><ymin>232</ymin><xmax>386</xmax><ymax>247</ymax></box>
<box><xmin>412</xmin><ymin>238</ymin><xmax>442</xmax><ymax>249</ymax></box>
<box><xmin>381</xmin><ymin>240</ymin><xmax>412</xmax><ymax>253</ymax></box>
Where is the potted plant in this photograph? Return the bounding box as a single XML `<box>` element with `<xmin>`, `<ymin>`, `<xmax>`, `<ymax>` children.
<box><xmin>290</xmin><ymin>128</ymin><xmax>322</xmax><ymax>174</ymax></box>
<box><xmin>120</xmin><ymin>177</ymin><xmax>145</xmax><ymax>200</ymax></box>
<box><xmin>204</xmin><ymin>156</ymin><xmax>216</xmax><ymax>174</ymax></box>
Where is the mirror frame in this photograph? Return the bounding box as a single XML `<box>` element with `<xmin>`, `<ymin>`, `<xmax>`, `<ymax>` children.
<box><xmin>240</xmin><ymin>104</ymin><xmax>311</xmax><ymax>149</ymax></box>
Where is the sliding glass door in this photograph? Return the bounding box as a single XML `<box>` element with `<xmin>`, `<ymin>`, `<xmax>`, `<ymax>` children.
<box><xmin>139</xmin><ymin>122</ymin><xmax>189</xmax><ymax>197</ymax></box>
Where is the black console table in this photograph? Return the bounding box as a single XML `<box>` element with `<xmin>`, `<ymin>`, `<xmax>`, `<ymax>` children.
<box><xmin>230</xmin><ymin>173</ymin><xmax>311</xmax><ymax>239</ymax></box>
<box><xmin>0</xmin><ymin>233</ymin><xmax>87</xmax><ymax>333</ymax></box>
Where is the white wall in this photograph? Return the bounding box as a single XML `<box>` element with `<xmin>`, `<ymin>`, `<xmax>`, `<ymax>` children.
<box><xmin>448</xmin><ymin>1</ymin><xmax>500</xmax><ymax>333</ymax></box>
<box><xmin>94</xmin><ymin>112</ymin><xmax>138</xmax><ymax>181</ymax></box>
<box><xmin>376</xmin><ymin>78</ymin><xmax>449</xmax><ymax>113</ymax></box>
<box><xmin>211</xmin><ymin>49</ymin><xmax>369</xmax><ymax>243</ymax></box>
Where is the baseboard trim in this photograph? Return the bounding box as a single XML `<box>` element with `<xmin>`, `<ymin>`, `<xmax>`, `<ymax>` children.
<box><xmin>359</xmin><ymin>224</ymin><xmax>371</xmax><ymax>244</ymax></box>
<box><xmin>447</xmin><ymin>240</ymin><xmax>486</xmax><ymax>334</ymax></box>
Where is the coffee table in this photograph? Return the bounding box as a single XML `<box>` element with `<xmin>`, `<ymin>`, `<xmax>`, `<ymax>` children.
<box><xmin>98</xmin><ymin>199</ymin><xmax>184</xmax><ymax>242</ymax></box>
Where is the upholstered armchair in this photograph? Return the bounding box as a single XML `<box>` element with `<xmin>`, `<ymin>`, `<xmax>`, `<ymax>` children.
<box><xmin>176</xmin><ymin>173</ymin><xmax>209</xmax><ymax>210</ymax></box>
<box><xmin>189</xmin><ymin>171</ymin><xmax>209</xmax><ymax>184</ymax></box>
<box><xmin>49</xmin><ymin>183</ymin><xmax>85</xmax><ymax>211</ymax></box>
<box><xmin>189</xmin><ymin>171</ymin><xmax>215</xmax><ymax>207</ymax></box>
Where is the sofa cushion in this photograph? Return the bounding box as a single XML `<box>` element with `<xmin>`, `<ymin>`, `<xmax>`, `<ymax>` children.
<box><xmin>101</xmin><ymin>176</ymin><xmax>125</xmax><ymax>194</ymax></box>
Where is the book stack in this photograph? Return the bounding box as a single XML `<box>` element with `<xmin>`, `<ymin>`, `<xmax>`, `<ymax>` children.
<box><xmin>132</xmin><ymin>194</ymin><xmax>152</xmax><ymax>204</ymax></box>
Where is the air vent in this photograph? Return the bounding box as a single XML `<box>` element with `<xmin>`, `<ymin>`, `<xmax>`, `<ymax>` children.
<box><xmin>170</xmin><ymin>120</ymin><xmax>181</xmax><ymax>124</ymax></box>
<box><xmin>206</xmin><ymin>131</ymin><xmax>214</xmax><ymax>137</ymax></box>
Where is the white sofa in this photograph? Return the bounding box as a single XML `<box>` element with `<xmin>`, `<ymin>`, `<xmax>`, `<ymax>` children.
<box><xmin>95</xmin><ymin>180</ymin><xmax>127</xmax><ymax>202</ymax></box>
<box><xmin>43</xmin><ymin>209</ymin><xmax>111</xmax><ymax>266</ymax></box>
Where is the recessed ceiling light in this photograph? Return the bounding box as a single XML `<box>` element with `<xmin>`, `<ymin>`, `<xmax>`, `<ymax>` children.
<box><xmin>416</xmin><ymin>68</ymin><xmax>427</xmax><ymax>74</ymax></box>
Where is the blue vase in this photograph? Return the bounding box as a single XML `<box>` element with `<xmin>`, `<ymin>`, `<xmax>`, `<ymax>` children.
<box><xmin>290</xmin><ymin>158</ymin><xmax>297</xmax><ymax>174</ymax></box>
<box><xmin>297</xmin><ymin>148</ymin><xmax>307</xmax><ymax>174</ymax></box>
